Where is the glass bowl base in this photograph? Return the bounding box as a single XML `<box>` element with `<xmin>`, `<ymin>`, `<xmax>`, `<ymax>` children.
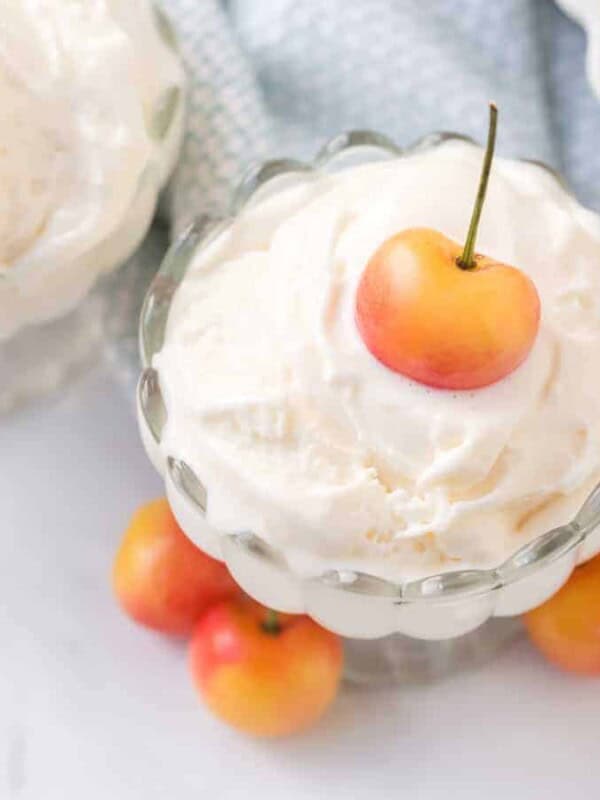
<box><xmin>0</xmin><ymin>225</ymin><xmax>167</xmax><ymax>415</ymax></box>
<box><xmin>343</xmin><ymin>618</ymin><xmax>523</xmax><ymax>687</ymax></box>
<box><xmin>0</xmin><ymin>291</ymin><xmax>106</xmax><ymax>415</ymax></box>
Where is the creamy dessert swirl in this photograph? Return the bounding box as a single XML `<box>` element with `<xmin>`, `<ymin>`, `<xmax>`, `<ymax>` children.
<box><xmin>156</xmin><ymin>140</ymin><xmax>600</xmax><ymax>581</ymax></box>
<box><xmin>0</xmin><ymin>0</ymin><xmax>184</xmax><ymax>340</ymax></box>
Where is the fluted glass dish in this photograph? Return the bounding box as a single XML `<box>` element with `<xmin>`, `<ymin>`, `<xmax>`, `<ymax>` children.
<box><xmin>137</xmin><ymin>131</ymin><xmax>600</xmax><ymax>684</ymax></box>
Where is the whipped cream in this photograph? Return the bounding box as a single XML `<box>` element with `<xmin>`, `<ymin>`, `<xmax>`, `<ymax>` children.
<box><xmin>0</xmin><ymin>0</ymin><xmax>184</xmax><ymax>340</ymax></box>
<box><xmin>156</xmin><ymin>140</ymin><xmax>600</xmax><ymax>581</ymax></box>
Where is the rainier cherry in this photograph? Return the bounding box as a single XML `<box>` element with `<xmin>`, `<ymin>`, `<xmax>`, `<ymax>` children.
<box><xmin>356</xmin><ymin>104</ymin><xmax>540</xmax><ymax>390</ymax></box>
<box><xmin>189</xmin><ymin>597</ymin><xmax>343</xmax><ymax>737</ymax></box>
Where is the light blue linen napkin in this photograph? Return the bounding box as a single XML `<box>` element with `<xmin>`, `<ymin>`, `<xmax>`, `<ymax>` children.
<box><xmin>162</xmin><ymin>0</ymin><xmax>600</xmax><ymax>231</ymax></box>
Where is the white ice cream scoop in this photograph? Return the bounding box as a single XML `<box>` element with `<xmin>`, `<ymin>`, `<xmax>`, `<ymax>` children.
<box><xmin>0</xmin><ymin>0</ymin><xmax>185</xmax><ymax>341</ymax></box>
<box><xmin>138</xmin><ymin>131</ymin><xmax>600</xmax><ymax>643</ymax></box>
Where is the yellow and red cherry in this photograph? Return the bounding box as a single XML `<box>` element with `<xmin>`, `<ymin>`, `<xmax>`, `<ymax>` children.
<box><xmin>355</xmin><ymin>105</ymin><xmax>541</xmax><ymax>391</ymax></box>
<box><xmin>524</xmin><ymin>554</ymin><xmax>600</xmax><ymax>675</ymax></box>
<box><xmin>189</xmin><ymin>598</ymin><xmax>343</xmax><ymax>737</ymax></box>
<box><xmin>113</xmin><ymin>498</ymin><xmax>239</xmax><ymax>635</ymax></box>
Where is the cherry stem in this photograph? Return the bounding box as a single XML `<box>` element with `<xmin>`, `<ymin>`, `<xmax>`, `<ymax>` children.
<box><xmin>457</xmin><ymin>103</ymin><xmax>498</xmax><ymax>270</ymax></box>
<box><xmin>262</xmin><ymin>609</ymin><xmax>281</xmax><ymax>635</ymax></box>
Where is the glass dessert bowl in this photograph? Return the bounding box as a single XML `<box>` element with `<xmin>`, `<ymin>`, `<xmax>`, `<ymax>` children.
<box><xmin>0</xmin><ymin>0</ymin><xmax>185</xmax><ymax>413</ymax></box>
<box><xmin>137</xmin><ymin>130</ymin><xmax>600</xmax><ymax>684</ymax></box>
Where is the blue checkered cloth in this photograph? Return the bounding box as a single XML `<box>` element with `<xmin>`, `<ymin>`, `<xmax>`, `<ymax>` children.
<box><xmin>162</xmin><ymin>0</ymin><xmax>600</xmax><ymax>230</ymax></box>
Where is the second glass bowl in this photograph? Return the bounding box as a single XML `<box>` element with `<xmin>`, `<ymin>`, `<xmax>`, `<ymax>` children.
<box><xmin>0</xmin><ymin>1</ymin><xmax>184</xmax><ymax>414</ymax></box>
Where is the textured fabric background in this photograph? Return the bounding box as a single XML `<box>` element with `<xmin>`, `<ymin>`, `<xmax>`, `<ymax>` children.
<box><xmin>162</xmin><ymin>0</ymin><xmax>600</xmax><ymax>231</ymax></box>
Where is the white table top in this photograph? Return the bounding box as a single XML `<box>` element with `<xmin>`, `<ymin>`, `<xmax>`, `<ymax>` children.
<box><xmin>2</xmin><ymin>367</ymin><xmax>599</xmax><ymax>800</ymax></box>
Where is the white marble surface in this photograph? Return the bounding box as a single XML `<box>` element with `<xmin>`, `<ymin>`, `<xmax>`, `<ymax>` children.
<box><xmin>1</xmin><ymin>367</ymin><xmax>599</xmax><ymax>800</ymax></box>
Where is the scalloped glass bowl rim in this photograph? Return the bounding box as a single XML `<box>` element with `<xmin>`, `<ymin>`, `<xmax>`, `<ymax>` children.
<box><xmin>137</xmin><ymin>129</ymin><xmax>600</xmax><ymax>635</ymax></box>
